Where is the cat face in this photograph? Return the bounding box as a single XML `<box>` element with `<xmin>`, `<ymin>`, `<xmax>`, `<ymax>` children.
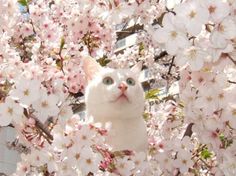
<box><xmin>84</xmin><ymin>58</ymin><xmax>144</xmax><ymax>121</ymax></box>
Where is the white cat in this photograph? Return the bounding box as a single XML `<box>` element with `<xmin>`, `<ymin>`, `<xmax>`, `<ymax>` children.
<box><xmin>83</xmin><ymin>57</ymin><xmax>148</xmax><ymax>152</ymax></box>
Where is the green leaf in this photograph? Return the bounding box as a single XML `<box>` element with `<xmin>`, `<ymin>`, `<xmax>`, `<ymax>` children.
<box><xmin>219</xmin><ymin>133</ymin><xmax>225</xmax><ymax>141</ymax></box>
<box><xmin>18</xmin><ymin>0</ymin><xmax>28</xmax><ymax>6</ymax></box>
<box><xmin>97</xmin><ymin>56</ymin><xmax>111</xmax><ymax>67</ymax></box>
<box><xmin>200</xmin><ymin>148</ymin><xmax>212</xmax><ymax>159</ymax></box>
<box><xmin>139</xmin><ymin>42</ymin><xmax>145</xmax><ymax>55</ymax></box>
<box><xmin>145</xmin><ymin>88</ymin><xmax>160</xmax><ymax>100</ymax></box>
<box><xmin>56</xmin><ymin>59</ymin><xmax>63</xmax><ymax>69</ymax></box>
<box><xmin>59</xmin><ymin>37</ymin><xmax>65</xmax><ymax>52</ymax></box>
<box><xmin>139</xmin><ymin>42</ymin><xmax>144</xmax><ymax>51</ymax></box>
<box><xmin>143</xmin><ymin>112</ymin><xmax>150</xmax><ymax>121</ymax></box>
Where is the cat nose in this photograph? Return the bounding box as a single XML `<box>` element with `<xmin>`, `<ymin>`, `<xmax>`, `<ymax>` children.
<box><xmin>118</xmin><ymin>82</ymin><xmax>127</xmax><ymax>92</ymax></box>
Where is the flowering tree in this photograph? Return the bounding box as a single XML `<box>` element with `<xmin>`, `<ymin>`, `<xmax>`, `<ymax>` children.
<box><xmin>0</xmin><ymin>0</ymin><xmax>236</xmax><ymax>175</ymax></box>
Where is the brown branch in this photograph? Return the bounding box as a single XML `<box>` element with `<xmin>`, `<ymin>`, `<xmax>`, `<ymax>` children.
<box><xmin>7</xmin><ymin>123</ymin><xmax>14</xmax><ymax>128</ymax></box>
<box><xmin>154</xmin><ymin>51</ymin><xmax>168</xmax><ymax>61</ymax></box>
<box><xmin>165</xmin><ymin>7</ymin><xmax>176</xmax><ymax>15</ymax></box>
<box><xmin>228</xmin><ymin>80</ymin><xmax>236</xmax><ymax>84</ymax></box>
<box><xmin>223</xmin><ymin>53</ymin><xmax>236</xmax><ymax>66</ymax></box>
<box><xmin>199</xmin><ymin>158</ymin><xmax>212</xmax><ymax>169</ymax></box>
<box><xmin>23</xmin><ymin>109</ymin><xmax>53</xmax><ymax>143</ymax></box>
<box><xmin>167</xmin><ymin>56</ymin><xmax>175</xmax><ymax>75</ymax></box>
<box><xmin>72</xmin><ymin>102</ymin><xmax>86</xmax><ymax>113</ymax></box>
<box><xmin>183</xmin><ymin>123</ymin><xmax>194</xmax><ymax>138</ymax></box>
<box><xmin>116</xmin><ymin>24</ymin><xmax>144</xmax><ymax>40</ymax></box>
<box><xmin>34</xmin><ymin>117</ymin><xmax>53</xmax><ymax>143</ymax></box>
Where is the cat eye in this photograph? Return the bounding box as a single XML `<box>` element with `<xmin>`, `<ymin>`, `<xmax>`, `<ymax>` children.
<box><xmin>126</xmin><ymin>78</ymin><xmax>135</xmax><ymax>86</ymax></box>
<box><xmin>103</xmin><ymin>76</ymin><xmax>114</xmax><ymax>85</ymax></box>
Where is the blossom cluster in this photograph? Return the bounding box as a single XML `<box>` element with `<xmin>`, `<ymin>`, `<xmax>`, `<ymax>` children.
<box><xmin>0</xmin><ymin>0</ymin><xmax>236</xmax><ymax>175</ymax></box>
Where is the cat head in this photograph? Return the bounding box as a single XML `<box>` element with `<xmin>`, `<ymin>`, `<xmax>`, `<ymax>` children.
<box><xmin>84</xmin><ymin>57</ymin><xmax>145</xmax><ymax>122</ymax></box>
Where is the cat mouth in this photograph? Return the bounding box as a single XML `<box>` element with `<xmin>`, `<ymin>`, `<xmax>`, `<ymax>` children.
<box><xmin>112</xmin><ymin>93</ymin><xmax>130</xmax><ymax>103</ymax></box>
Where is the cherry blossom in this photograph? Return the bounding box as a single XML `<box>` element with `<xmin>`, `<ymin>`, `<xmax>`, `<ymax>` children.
<box><xmin>174</xmin><ymin>149</ymin><xmax>194</xmax><ymax>173</ymax></box>
<box><xmin>9</xmin><ymin>78</ymin><xmax>41</xmax><ymax>107</ymax></box>
<box><xmin>153</xmin><ymin>13</ymin><xmax>189</xmax><ymax>55</ymax></box>
<box><xmin>0</xmin><ymin>0</ymin><xmax>236</xmax><ymax>175</ymax></box>
<box><xmin>78</xmin><ymin>147</ymin><xmax>102</xmax><ymax>175</ymax></box>
<box><xmin>0</xmin><ymin>97</ymin><xmax>23</xmax><ymax>126</ymax></box>
<box><xmin>32</xmin><ymin>89</ymin><xmax>59</xmax><ymax>123</ymax></box>
<box><xmin>156</xmin><ymin>152</ymin><xmax>174</xmax><ymax>173</ymax></box>
<box><xmin>202</xmin><ymin>0</ymin><xmax>230</xmax><ymax>23</ymax></box>
<box><xmin>224</xmin><ymin>104</ymin><xmax>236</xmax><ymax>129</ymax></box>
<box><xmin>116</xmin><ymin>156</ymin><xmax>135</xmax><ymax>175</ymax></box>
<box><xmin>174</xmin><ymin>0</ymin><xmax>209</xmax><ymax>36</ymax></box>
<box><xmin>176</xmin><ymin>46</ymin><xmax>207</xmax><ymax>71</ymax></box>
<box><xmin>210</xmin><ymin>17</ymin><xmax>236</xmax><ymax>49</ymax></box>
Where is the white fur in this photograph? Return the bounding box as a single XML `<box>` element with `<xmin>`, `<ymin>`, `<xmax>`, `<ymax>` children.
<box><xmin>85</xmin><ymin>65</ymin><xmax>148</xmax><ymax>152</ymax></box>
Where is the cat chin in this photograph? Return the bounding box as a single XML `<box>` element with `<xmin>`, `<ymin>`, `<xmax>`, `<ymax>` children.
<box><xmin>88</xmin><ymin>106</ymin><xmax>143</xmax><ymax>122</ymax></box>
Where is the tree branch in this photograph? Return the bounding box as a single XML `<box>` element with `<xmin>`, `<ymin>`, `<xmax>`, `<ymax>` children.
<box><xmin>116</xmin><ymin>24</ymin><xmax>144</xmax><ymax>40</ymax></box>
<box><xmin>183</xmin><ymin>123</ymin><xmax>194</xmax><ymax>138</ymax></box>
<box><xmin>167</xmin><ymin>56</ymin><xmax>175</xmax><ymax>75</ymax></box>
<box><xmin>224</xmin><ymin>53</ymin><xmax>236</xmax><ymax>66</ymax></box>
<box><xmin>154</xmin><ymin>51</ymin><xmax>168</xmax><ymax>61</ymax></box>
<box><xmin>23</xmin><ymin>109</ymin><xmax>53</xmax><ymax>143</ymax></box>
<box><xmin>228</xmin><ymin>80</ymin><xmax>236</xmax><ymax>84</ymax></box>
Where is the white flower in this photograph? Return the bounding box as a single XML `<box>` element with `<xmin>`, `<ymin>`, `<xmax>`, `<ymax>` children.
<box><xmin>56</xmin><ymin>159</ymin><xmax>78</xmax><ymax>176</ymax></box>
<box><xmin>156</xmin><ymin>152</ymin><xmax>174</xmax><ymax>172</ymax></box>
<box><xmin>198</xmin><ymin>129</ymin><xmax>221</xmax><ymax>149</ymax></box>
<box><xmin>45</xmin><ymin>152</ymin><xmax>58</xmax><ymax>173</ymax></box>
<box><xmin>224</xmin><ymin>104</ymin><xmax>236</xmax><ymax>129</ymax></box>
<box><xmin>174</xmin><ymin>149</ymin><xmax>193</xmax><ymax>173</ymax></box>
<box><xmin>131</xmin><ymin>152</ymin><xmax>148</xmax><ymax>175</ymax></box>
<box><xmin>32</xmin><ymin>89</ymin><xmax>59</xmax><ymax>123</ymax></box>
<box><xmin>78</xmin><ymin>147</ymin><xmax>102</xmax><ymax>175</ymax></box>
<box><xmin>51</xmin><ymin>126</ymin><xmax>71</xmax><ymax>151</ymax></box>
<box><xmin>9</xmin><ymin>78</ymin><xmax>41</xmax><ymax>107</ymax></box>
<box><xmin>153</xmin><ymin>13</ymin><xmax>189</xmax><ymax>55</ymax></box>
<box><xmin>174</xmin><ymin>136</ymin><xmax>194</xmax><ymax>152</ymax></box>
<box><xmin>175</xmin><ymin>1</ymin><xmax>209</xmax><ymax>36</ymax></box>
<box><xmin>65</xmin><ymin>144</ymin><xmax>83</xmax><ymax>168</ymax></box>
<box><xmin>116</xmin><ymin>156</ymin><xmax>135</xmax><ymax>176</ymax></box>
<box><xmin>58</xmin><ymin>104</ymin><xmax>73</xmax><ymax>125</ymax></box>
<box><xmin>0</xmin><ymin>97</ymin><xmax>23</xmax><ymax>126</ymax></box>
<box><xmin>77</xmin><ymin>125</ymin><xmax>96</xmax><ymax>146</ymax></box>
<box><xmin>203</xmin><ymin>118</ymin><xmax>224</xmax><ymax>132</ymax></box>
<box><xmin>107</xmin><ymin>2</ymin><xmax>136</xmax><ymax>24</ymax></box>
<box><xmin>210</xmin><ymin>17</ymin><xmax>236</xmax><ymax>49</ymax></box>
<box><xmin>15</xmin><ymin>161</ymin><xmax>30</xmax><ymax>175</ymax></box>
<box><xmin>176</xmin><ymin>46</ymin><xmax>207</xmax><ymax>71</ymax></box>
<box><xmin>26</xmin><ymin>150</ymin><xmax>49</xmax><ymax>167</ymax></box>
<box><xmin>220</xmin><ymin>143</ymin><xmax>236</xmax><ymax>176</ymax></box>
<box><xmin>201</xmin><ymin>0</ymin><xmax>230</xmax><ymax>23</ymax></box>
<box><xmin>194</xmin><ymin>85</ymin><xmax>219</xmax><ymax>115</ymax></box>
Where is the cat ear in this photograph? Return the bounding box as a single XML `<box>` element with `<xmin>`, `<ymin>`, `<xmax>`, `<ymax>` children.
<box><xmin>83</xmin><ymin>56</ymin><xmax>102</xmax><ymax>81</ymax></box>
<box><xmin>131</xmin><ymin>61</ymin><xmax>143</xmax><ymax>74</ymax></box>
